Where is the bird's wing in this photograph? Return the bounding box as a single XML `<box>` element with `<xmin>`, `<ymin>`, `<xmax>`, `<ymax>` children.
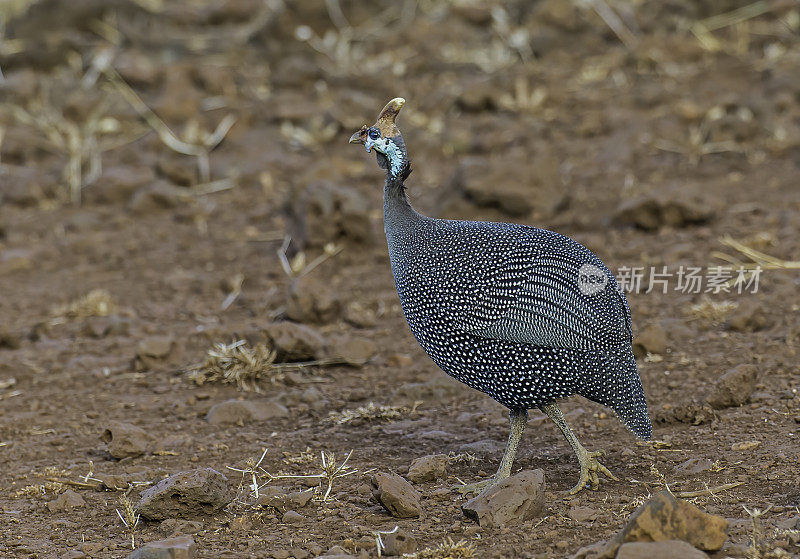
<box><xmin>453</xmin><ymin>227</ymin><xmax>632</xmax><ymax>351</ymax></box>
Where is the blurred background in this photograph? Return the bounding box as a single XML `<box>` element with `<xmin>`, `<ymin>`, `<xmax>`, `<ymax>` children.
<box><xmin>1</xmin><ymin>0</ymin><xmax>799</xmax><ymax>557</ymax></box>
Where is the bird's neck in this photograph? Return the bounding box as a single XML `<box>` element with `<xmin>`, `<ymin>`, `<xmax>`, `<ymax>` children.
<box><xmin>383</xmin><ymin>168</ymin><xmax>424</xmax><ymax>239</ymax></box>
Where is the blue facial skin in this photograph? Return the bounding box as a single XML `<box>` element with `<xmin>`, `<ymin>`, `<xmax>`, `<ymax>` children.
<box><xmin>364</xmin><ymin>131</ymin><xmax>404</xmax><ymax>177</ymax></box>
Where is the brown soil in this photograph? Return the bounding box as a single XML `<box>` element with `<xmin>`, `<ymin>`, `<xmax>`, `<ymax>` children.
<box><xmin>1</xmin><ymin>1</ymin><xmax>799</xmax><ymax>558</ymax></box>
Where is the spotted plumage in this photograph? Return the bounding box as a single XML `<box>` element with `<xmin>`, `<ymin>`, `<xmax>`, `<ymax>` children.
<box><xmin>350</xmin><ymin>98</ymin><xmax>652</xmax><ymax>494</ymax></box>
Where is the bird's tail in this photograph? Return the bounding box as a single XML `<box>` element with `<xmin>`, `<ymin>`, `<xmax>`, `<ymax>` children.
<box><xmin>576</xmin><ymin>346</ymin><xmax>653</xmax><ymax>440</ymax></box>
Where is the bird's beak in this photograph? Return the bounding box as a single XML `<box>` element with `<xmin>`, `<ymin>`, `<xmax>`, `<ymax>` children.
<box><xmin>349</xmin><ymin>125</ymin><xmax>367</xmax><ymax>145</ymax></box>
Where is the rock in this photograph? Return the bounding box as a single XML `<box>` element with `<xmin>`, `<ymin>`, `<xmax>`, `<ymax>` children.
<box><xmin>616</xmin><ymin>540</ymin><xmax>709</xmax><ymax>559</ymax></box>
<box><xmin>371</xmin><ymin>472</ymin><xmax>422</xmax><ymax>518</ymax></box>
<box><xmin>616</xmin><ymin>491</ymin><xmax>727</xmax><ymax>551</ymax></box>
<box><xmin>614</xmin><ymin>194</ymin><xmax>712</xmax><ymax>231</ymax></box>
<box><xmin>285</xmin><ymin>181</ymin><xmax>372</xmax><ymax>251</ymax></box>
<box><xmin>258</xmin><ymin>488</ymin><xmax>314</xmax><ymax>512</ymax></box>
<box><xmin>655</xmin><ymin>400</ymin><xmax>716</xmax><ymax>426</ymax></box>
<box><xmin>157</xmin><ymin>519</ymin><xmax>204</xmax><ymax>537</ymax></box>
<box><xmin>731</xmin><ymin>440</ymin><xmax>760</xmax><ymax>451</ymax></box>
<box><xmin>705</xmin><ymin>364</ymin><xmax>759</xmax><ymax>409</ymax></box>
<box><xmin>136</xmin><ymin>468</ymin><xmax>234</xmax><ymax>520</ymax></box>
<box><xmin>331</xmin><ymin>337</ymin><xmax>378</xmax><ymax>366</ymax></box>
<box><xmin>727</xmin><ymin>300</ymin><xmax>771</xmax><ymax>332</ymax></box>
<box><xmin>568</xmin><ymin>505</ymin><xmax>599</xmax><ymax>523</ymax></box>
<box><xmin>205</xmin><ymin>399</ymin><xmax>289</xmax><ymax>425</ymax></box>
<box><xmin>101</xmin><ymin>421</ymin><xmax>154</xmax><ymax>459</ymax></box>
<box><xmin>129</xmin><ymin>182</ymin><xmax>181</xmax><ymax>215</ymax></box>
<box><xmin>137</xmin><ymin>336</ymin><xmax>175</xmax><ymax>359</ymax></box>
<box><xmin>264</xmin><ymin>322</ymin><xmax>326</xmax><ymax>361</ymax></box>
<box><xmin>126</xmin><ymin>535</ymin><xmax>196</xmax><ymax>559</ymax></box>
<box><xmin>674</xmin><ymin>458</ymin><xmax>714</xmax><ymax>476</ymax></box>
<box><xmin>382</xmin><ymin>528</ymin><xmax>417</xmax><ymax>556</ymax></box>
<box><xmin>461</xmin><ymin>469</ymin><xmax>546</xmax><ymax>528</ymax></box>
<box><xmin>282</xmin><ymin>510</ymin><xmax>305</xmax><ymax>523</ymax></box>
<box><xmin>407</xmin><ymin>454</ymin><xmax>448</xmax><ymax>483</ymax></box>
<box><xmin>47</xmin><ymin>490</ymin><xmax>86</xmax><ymax>512</ymax></box>
<box><xmin>285</xmin><ymin>276</ymin><xmax>343</xmax><ymax>325</ymax></box>
<box><xmin>633</xmin><ymin>323</ymin><xmax>667</xmax><ymax>358</ymax></box>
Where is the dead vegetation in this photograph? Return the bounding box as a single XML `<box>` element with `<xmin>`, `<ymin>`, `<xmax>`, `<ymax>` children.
<box><xmin>227</xmin><ymin>446</ymin><xmax>360</xmax><ymax>507</ymax></box>
<box><xmin>49</xmin><ymin>288</ymin><xmax>116</xmax><ymax>322</ymax></box>
<box><xmin>406</xmin><ymin>538</ymin><xmax>477</xmax><ymax>559</ymax></box>
<box><xmin>685</xmin><ymin>296</ymin><xmax>738</xmax><ymax>325</ymax></box>
<box><xmin>186</xmin><ymin>339</ymin><xmax>343</xmax><ymax>391</ymax></box>
<box><xmin>328</xmin><ymin>401</ymin><xmax>420</xmax><ymax>425</ymax></box>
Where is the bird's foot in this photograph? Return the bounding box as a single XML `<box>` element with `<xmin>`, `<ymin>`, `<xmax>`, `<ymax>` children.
<box><xmin>568</xmin><ymin>448</ymin><xmax>619</xmax><ymax>495</ymax></box>
<box><xmin>457</xmin><ymin>478</ymin><xmax>495</xmax><ymax>497</ymax></box>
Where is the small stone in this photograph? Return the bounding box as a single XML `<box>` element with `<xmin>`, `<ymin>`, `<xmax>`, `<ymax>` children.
<box><xmin>137</xmin><ymin>336</ymin><xmax>175</xmax><ymax>359</ymax></box>
<box><xmin>407</xmin><ymin>454</ymin><xmax>448</xmax><ymax>483</ymax></box>
<box><xmin>47</xmin><ymin>490</ymin><xmax>86</xmax><ymax>512</ymax></box>
<box><xmin>333</xmin><ymin>337</ymin><xmax>378</xmax><ymax>366</ymax></box>
<box><xmin>731</xmin><ymin>440</ymin><xmax>761</xmax><ymax>451</ymax></box>
<box><xmin>157</xmin><ymin>519</ymin><xmax>204</xmax><ymax>537</ymax></box>
<box><xmin>258</xmin><ymin>489</ymin><xmax>314</xmax><ymax>512</ymax></box>
<box><xmin>727</xmin><ymin>299</ymin><xmax>771</xmax><ymax>332</ymax></box>
<box><xmin>674</xmin><ymin>458</ymin><xmax>714</xmax><ymax>476</ymax></box>
<box><xmin>568</xmin><ymin>505</ymin><xmax>598</xmax><ymax>523</ymax></box>
<box><xmin>126</xmin><ymin>535</ymin><xmax>196</xmax><ymax>559</ymax></box>
<box><xmin>616</xmin><ymin>540</ymin><xmax>709</xmax><ymax>559</ymax></box>
<box><xmin>382</xmin><ymin>528</ymin><xmax>417</xmax><ymax>556</ymax></box>
<box><xmin>264</xmin><ymin>322</ymin><xmax>326</xmax><ymax>361</ymax></box>
<box><xmin>136</xmin><ymin>468</ymin><xmax>234</xmax><ymax>520</ymax></box>
<box><xmin>205</xmin><ymin>399</ymin><xmax>288</xmax><ymax>425</ymax></box>
<box><xmin>285</xmin><ymin>275</ymin><xmax>343</xmax><ymax>324</ymax></box>
<box><xmin>614</xmin><ymin>194</ymin><xmax>712</xmax><ymax>231</ymax></box>
<box><xmin>101</xmin><ymin>421</ymin><xmax>154</xmax><ymax>459</ymax></box>
<box><xmin>616</xmin><ymin>491</ymin><xmax>728</xmax><ymax>551</ymax></box>
<box><xmin>633</xmin><ymin>323</ymin><xmax>667</xmax><ymax>358</ymax></box>
<box><xmin>282</xmin><ymin>510</ymin><xmax>304</xmax><ymax>523</ymax></box>
<box><xmin>371</xmin><ymin>472</ymin><xmax>422</xmax><ymax>518</ymax></box>
<box><xmin>705</xmin><ymin>364</ymin><xmax>759</xmax><ymax>409</ymax></box>
<box><xmin>461</xmin><ymin>469</ymin><xmax>546</xmax><ymax>528</ymax></box>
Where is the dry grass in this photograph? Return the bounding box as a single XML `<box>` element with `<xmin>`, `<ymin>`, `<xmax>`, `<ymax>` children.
<box><xmin>187</xmin><ymin>339</ymin><xmax>342</xmax><ymax>392</ymax></box>
<box><xmin>405</xmin><ymin>538</ymin><xmax>477</xmax><ymax>559</ymax></box>
<box><xmin>328</xmin><ymin>402</ymin><xmax>419</xmax><ymax>425</ymax></box>
<box><xmin>187</xmin><ymin>340</ymin><xmax>279</xmax><ymax>391</ymax></box>
<box><xmin>685</xmin><ymin>296</ymin><xmax>738</xmax><ymax>325</ymax></box>
<box><xmin>115</xmin><ymin>490</ymin><xmax>140</xmax><ymax>550</ymax></box>
<box><xmin>50</xmin><ymin>289</ymin><xmax>116</xmax><ymax>322</ymax></box>
<box><xmin>227</xmin><ymin>447</ymin><xmax>360</xmax><ymax>507</ymax></box>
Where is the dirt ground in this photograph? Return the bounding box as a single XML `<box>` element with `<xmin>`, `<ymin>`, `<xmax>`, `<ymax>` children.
<box><xmin>1</xmin><ymin>1</ymin><xmax>799</xmax><ymax>557</ymax></box>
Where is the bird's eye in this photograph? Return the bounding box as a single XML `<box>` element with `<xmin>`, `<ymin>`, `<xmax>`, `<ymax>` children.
<box><xmin>368</xmin><ymin>129</ymin><xmax>381</xmax><ymax>140</ymax></box>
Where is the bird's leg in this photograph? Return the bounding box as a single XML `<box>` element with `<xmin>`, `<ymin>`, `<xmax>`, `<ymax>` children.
<box><xmin>459</xmin><ymin>409</ymin><xmax>527</xmax><ymax>496</ymax></box>
<box><xmin>539</xmin><ymin>402</ymin><xmax>619</xmax><ymax>495</ymax></box>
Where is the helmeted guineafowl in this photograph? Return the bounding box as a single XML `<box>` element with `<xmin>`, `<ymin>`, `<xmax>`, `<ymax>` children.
<box><xmin>349</xmin><ymin>98</ymin><xmax>652</xmax><ymax>495</ymax></box>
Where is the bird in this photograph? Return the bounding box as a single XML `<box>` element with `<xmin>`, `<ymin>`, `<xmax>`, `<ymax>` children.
<box><xmin>349</xmin><ymin>98</ymin><xmax>652</xmax><ymax>495</ymax></box>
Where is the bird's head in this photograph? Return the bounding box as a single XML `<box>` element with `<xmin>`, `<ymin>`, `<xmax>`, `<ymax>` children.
<box><xmin>349</xmin><ymin>97</ymin><xmax>408</xmax><ymax>179</ymax></box>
